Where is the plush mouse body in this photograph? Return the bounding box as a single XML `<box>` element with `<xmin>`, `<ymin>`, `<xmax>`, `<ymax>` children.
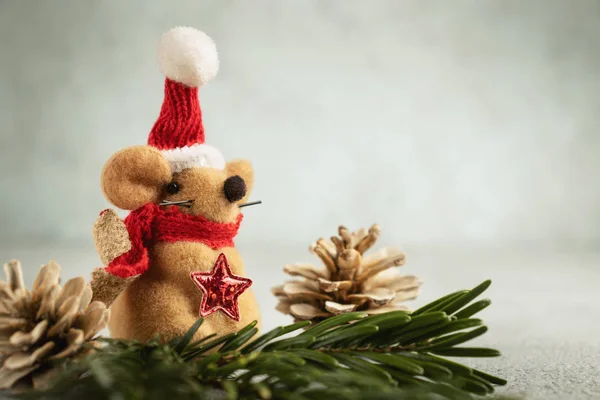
<box><xmin>90</xmin><ymin>27</ymin><xmax>261</xmax><ymax>342</ymax></box>
<box><xmin>110</xmin><ymin>235</ymin><xmax>259</xmax><ymax>342</ymax></box>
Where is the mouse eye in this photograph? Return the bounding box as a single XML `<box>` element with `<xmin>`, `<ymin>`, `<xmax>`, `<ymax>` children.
<box><xmin>165</xmin><ymin>182</ymin><xmax>180</xmax><ymax>195</ymax></box>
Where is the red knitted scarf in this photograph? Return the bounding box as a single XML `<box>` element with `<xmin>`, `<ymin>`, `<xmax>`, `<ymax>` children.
<box><xmin>106</xmin><ymin>203</ymin><xmax>243</xmax><ymax>278</ymax></box>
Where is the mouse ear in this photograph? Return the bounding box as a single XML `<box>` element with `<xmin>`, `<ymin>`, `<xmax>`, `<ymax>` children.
<box><xmin>226</xmin><ymin>159</ymin><xmax>254</xmax><ymax>204</ymax></box>
<box><xmin>101</xmin><ymin>146</ymin><xmax>172</xmax><ymax>210</ymax></box>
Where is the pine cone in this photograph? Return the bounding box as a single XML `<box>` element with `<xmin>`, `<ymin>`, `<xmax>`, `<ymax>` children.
<box><xmin>0</xmin><ymin>260</ymin><xmax>110</xmax><ymax>390</ymax></box>
<box><xmin>273</xmin><ymin>225</ymin><xmax>422</xmax><ymax>323</ymax></box>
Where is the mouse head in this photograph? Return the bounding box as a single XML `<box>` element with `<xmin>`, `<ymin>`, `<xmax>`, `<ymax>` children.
<box><xmin>100</xmin><ymin>27</ymin><xmax>253</xmax><ymax>223</ymax></box>
<box><xmin>101</xmin><ymin>146</ymin><xmax>253</xmax><ymax>223</ymax></box>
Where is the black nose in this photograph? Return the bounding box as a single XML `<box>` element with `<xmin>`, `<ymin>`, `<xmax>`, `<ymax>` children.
<box><xmin>224</xmin><ymin>175</ymin><xmax>247</xmax><ymax>203</ymax></box>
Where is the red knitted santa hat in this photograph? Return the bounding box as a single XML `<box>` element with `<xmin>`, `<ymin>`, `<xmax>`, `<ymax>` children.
<box><xmin>148</xmin><ymin>27</ymin><xmax>224</xmax><ymax>173</ymax></box>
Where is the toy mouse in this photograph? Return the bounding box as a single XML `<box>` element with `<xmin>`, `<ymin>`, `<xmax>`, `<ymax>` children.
<box><xmin>89</xmin><ymin>27</ymin><xmax>261</xmax><ymax>343</ymax></box>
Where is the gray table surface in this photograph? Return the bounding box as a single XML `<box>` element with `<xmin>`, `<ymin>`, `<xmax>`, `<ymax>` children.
<box><xmin>1</xmin><ymin>244</ymin><xmax>598</xmax><ymax>399</ymax></box>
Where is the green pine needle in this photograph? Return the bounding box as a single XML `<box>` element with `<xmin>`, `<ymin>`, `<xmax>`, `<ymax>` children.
<box><xmin>15</xmin><ymin>280</ymin><xmax>511</xmax><ymax>400</ymax></box>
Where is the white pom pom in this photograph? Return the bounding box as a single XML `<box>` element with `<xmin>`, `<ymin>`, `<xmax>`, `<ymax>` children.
<box><xmin>157</xmin><ymin>27</ymin><xmax>219</xmax><ymax>87</ymax></box>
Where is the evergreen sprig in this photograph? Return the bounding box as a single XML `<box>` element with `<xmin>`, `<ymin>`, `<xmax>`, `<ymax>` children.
<box><xmin>18</xmin><ymin>280</ymin><xmax>508</xmax><ymax>400</ymax></box>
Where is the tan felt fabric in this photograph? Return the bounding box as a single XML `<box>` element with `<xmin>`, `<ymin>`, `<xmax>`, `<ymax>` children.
<box><xmin>90</xmin><ymin>268</ymin><xmax>137</xmax><ymax>307</ymax></box>
<box><xmin>109</xmin><ymin>242</ymin><xmax>261</xmax><ymax>343</ymax></box>
<box><xmin>101</xmin><ymin>146</ymin><xmax>172</xmax><ymax>211</ymax></box>
<box><xmin>93</xmin><ymin>209</ymin><xmax>132</xmax><ymax>266</ymax></box>
<box><xmin>95</xmin><ymin>146</ymin><xmax>260</xmax><ymax>343</ymax></box>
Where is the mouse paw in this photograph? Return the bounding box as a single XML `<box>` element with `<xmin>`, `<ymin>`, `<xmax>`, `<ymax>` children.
<box><xmin>93</xmin><ymin>209</ymin><xmax>132</xmax><ymax>266</ymax></box>
<box><xmin>90</xmin><ymin>267</ymin><xmax>137</xmax><ymax>307</ymax></box>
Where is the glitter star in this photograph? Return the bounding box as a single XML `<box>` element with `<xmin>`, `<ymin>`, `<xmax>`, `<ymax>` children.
<box><xmin>189</xmin><ymin>253</ymin><xmax>253</xmax><ymax>321</ymax></box>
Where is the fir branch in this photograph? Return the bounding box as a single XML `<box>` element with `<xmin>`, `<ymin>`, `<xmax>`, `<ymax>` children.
<box><xmin>16</xmin><ymin>280</ymin><xmax>512</xmax><ymax>400</ymax></box>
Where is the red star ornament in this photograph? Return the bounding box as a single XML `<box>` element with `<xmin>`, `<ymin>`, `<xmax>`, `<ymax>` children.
<box><xmin>189</xmin><ymin>253</ymin><xmax>253</xmax><ymax>321</ymax></box>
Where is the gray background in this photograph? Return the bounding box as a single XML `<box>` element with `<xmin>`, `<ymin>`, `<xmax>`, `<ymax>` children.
<box><xmin>0</xmin><ymin>1</ymin><xmax>599</xmax><ymax>399</ymax></box>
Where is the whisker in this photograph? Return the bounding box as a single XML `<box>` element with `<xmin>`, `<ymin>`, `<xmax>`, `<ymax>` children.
<box><xmin>239</xmin><ymin>200</ymin><xmax>262</xmax><ymax>208</ymax></box>
<box><xmin>160</xmin><ymin>200</ymin><xmax>193</xmax><ymax>208</ymax></box>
